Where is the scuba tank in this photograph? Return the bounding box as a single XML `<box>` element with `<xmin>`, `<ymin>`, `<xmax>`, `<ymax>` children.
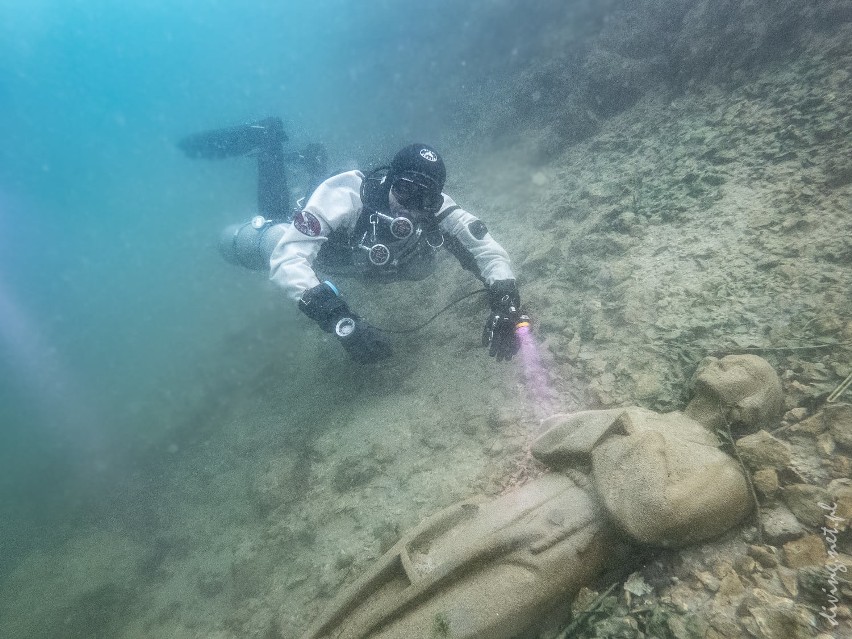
<box><xmin>218</xmin><ymin>215</ymin><xmax>287</xmax><ymax>271</ymax></box>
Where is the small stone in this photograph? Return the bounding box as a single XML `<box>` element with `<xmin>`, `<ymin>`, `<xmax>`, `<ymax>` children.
<box><xmin>696</xmin><ymin>570</ymin><xmax>721</xmax><ymax>592</ymax></box>
<box><xmin>565</xmin><ymin>333</ymin><xmax>582</xmax><ymax>359</ymax></box>
<box><xmin>712</xmin><ymin>560</ymin><xmax>735</xmax><ymax>580</ymax></box>
<box><xmin>783</xmin><ymin>534</ymin><xmax>828</xmax><ymax>568</ymax></box>
<box><xmin>777</xmin><ymin>566</ymin><xmax>798</xmax><ymax>598</ymax></box>
<box><xmin>783</xmin><ymin>407</ymin><xmax>808</xmax><ymax>423</ymax></box>
<box><xmin>736</xmin><ymin>430</ymin><xmax>792</xmax><ymax>470</ymax></box>
<box><xmin>753</xmin><ymin>468</ymin><xmax>780</xmax><ymax>500</ymax></box>
<box><xmin>782</xmin><ymin>484</ymin><xmax>833</xmax><ymax>527</ymax></box>
<box><xmin>784</xmin><ymin>380</ymin><xmax>816</xmax><ymax>411</ymax></box>
<box><xmin>734</xmin><ymin>555</ymin><xmax>758</xmax><ymax>575</ymax></box>
<box><xmin>816</xmin><ymin>432</ymin><xmax>836</xmax><ymax>457</ymax></box>
<box><xmin>761</xmin><ymin>504</ymin><xmax>807</xmax><ymax>544</ymax></box>
<box><xmin>790</xmin><ymin>411</ymin><xmax>826</xmax><ymax>435</ymax></box>
<box><xmin>830</xmin><ymin>455</ymin><xmax>852</xmax><ymax>479</ymax></box>
<box><xmin>716</xmin><ymin>571</ymin><xmax>745</xmax><ymax>600</ymax></box>
<box><xmin>748</xmin><ymin>544</ymin><xmax>779</xmax><ymax>568</ymax></box>
<box><xmin>827</xmin><ymin>403</ymin><xmax>852</xmax><ymax>450</ymax></box>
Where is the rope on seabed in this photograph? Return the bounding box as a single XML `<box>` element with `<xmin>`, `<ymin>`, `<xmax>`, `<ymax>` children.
<box><xmin>717</xmin><ymin>400</ymin><xmax>764</xmax><ymax>546</ymax></box>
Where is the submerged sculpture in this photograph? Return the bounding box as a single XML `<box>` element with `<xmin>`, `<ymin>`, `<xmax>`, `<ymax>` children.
<box><xmin>301</xmin><ymin>355</ymin><xmax>783</xmax><ymax>639</ymax></box>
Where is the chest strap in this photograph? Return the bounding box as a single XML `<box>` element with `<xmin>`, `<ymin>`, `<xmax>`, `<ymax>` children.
<box><xmin>434</xmin><ymin>205</ymin><xmax>460</xmax><ymax>225</ymax></box>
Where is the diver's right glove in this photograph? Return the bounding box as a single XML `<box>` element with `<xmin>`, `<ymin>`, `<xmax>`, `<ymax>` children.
<box><xmin>298</xmin><ymin>282</ymin><xmax>392</xmax><ymax>364</ymax></box>
<box><xmin>482</xmin><ymin>279</ymin><xmax>524</xmax><ymax>362</ymax></box>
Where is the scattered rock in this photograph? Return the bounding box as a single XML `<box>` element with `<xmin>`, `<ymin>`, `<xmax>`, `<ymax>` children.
<box><xmin>735</xmin><ymin>430</ymin><xmax>792</xmax><ymax>471</ymax></box>
<box><xmin>827</xmin><ymin>403</ymin><xmax>852</xmax><ymax>450</ymax></box>
<box><xmin>761</xmin><ymin>504</ymin><xmax>807</xmax><ymax>545</ymax></box>
<box><xmin>783</xmin><ymin>407</ymin><xmax>808</xmax><ymax>423</ymax></box>
<box><xmin>777</xmin><ymin>566</ymin><xmax>799</xmax><ymax>598</ymax></box>
<box><xmin>782</xmin><ymin>483</ymin><xmax>833</xmax><ymax>527</ymax></box>
<box><xmin>783</xmin><ymin>534</ymin><xmax>829</xmax><ymax>568</ymax></box>
<box><xmin>816</xmin><ymin>432</ymin><xmax>836</xmax><ymax>457</ymax></box>
<box><xmin>740</xmin><ymin>588</ymin><xmax>816</xmax><ymax>639</ymax></box>
<box><xmin>830</xmin><ymin>455</ymin><xmax>852</xmax><ymax>480</ymax></box>
<box><xmin>716</xmin><ymin>571</ymin><xmax>745</xmax><ymax>601</ymax></box>
<box><xmin>789</xmin><ymin>411</ymin><xmax>827</xmax><ymax>436</ymax></box>
<box><xmin>748</xmin><ymin>545</ymin><xmax>779</xmax><ymax>569</ymax></box>
<box><xmin>735</xmin><ymin>555</ymin><xmax>759</xmax><ymax>575</ymax></box>
<box><xmin>752</xmin><ymin>469</ymin><xmax>780</xmax><ymax>500</ymax></box>
<box><xmin>696</xmin><ymin>570</ymin><xmax>721</xmax><ymax>592</ymax></box>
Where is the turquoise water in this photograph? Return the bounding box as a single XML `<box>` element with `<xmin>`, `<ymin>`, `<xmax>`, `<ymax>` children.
<box><xmin>0</xmin><ymin>0</ymin><xmax>561</xmax><ymax>595</ymax></box>
<box><xmin>0</xmin><ymin>1</ymin><xmax>434</xmax><ymax>522</ymax></box>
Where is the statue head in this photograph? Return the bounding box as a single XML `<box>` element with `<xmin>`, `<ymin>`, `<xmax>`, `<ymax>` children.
<box><xmin>684</xmin><ymin>354</ymin><xmax>783</xmax><ymax>434</ymax></box>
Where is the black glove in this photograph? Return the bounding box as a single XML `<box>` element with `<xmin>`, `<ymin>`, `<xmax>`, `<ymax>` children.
<box><xmin>299</xmin><ymin>282</ymin><xmax>392</xmax><ymax>364</ymax></box>
<box><xmin>336</xmin><ymin>318</ymin><xmax>393</xmax><ymax>364</ymax></box>
<box><xmin>482</xmin><ymin>280</ymin><xmax>524</xmax><ymax>362</ymax></box>
<box><xmin>298</xmin><ymin>281</ymin><xmax>351</xmax><ymax>331</ymax></box>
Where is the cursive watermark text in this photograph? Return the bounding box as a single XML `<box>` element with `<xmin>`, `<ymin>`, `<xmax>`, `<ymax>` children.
<box><xmin>818</xmin><ymin>501</ymin><xmax>847</xmax><ymax>630</ymax></box>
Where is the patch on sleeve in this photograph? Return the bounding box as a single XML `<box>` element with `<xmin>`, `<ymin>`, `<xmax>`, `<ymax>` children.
<box><xmin>293</xmin><ymin>211</ymin><xmax>322</xmax><ymax>237</ymax></box>
<box><xmin>468</xmin><ymin>219</ymin><xmax>488</xmax><ymax>240</ymax></box>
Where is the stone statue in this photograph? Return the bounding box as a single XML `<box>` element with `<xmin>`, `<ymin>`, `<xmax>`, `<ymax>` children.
<box><xmin>300</xmin><ymin>355</ymin><xmax>783</xmax><ymax>639</ymax></box>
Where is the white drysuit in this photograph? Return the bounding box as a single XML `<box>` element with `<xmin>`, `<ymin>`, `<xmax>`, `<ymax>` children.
<box><xmin>269</xmin><ymin>170</ymin><xmax>515</xmax><ymax>302</ymax></box>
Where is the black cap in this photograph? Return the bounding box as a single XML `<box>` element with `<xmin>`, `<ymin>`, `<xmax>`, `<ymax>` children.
<box><xmin>390</xmin><ymin>144</ymin><xmax>446</xmax><ymax>191</ymax></box>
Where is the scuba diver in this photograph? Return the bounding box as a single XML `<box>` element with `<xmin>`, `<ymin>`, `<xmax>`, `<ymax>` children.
<box><xmin>178</xmin><ymin>117</ymin><xmax>527</xmax><ymax>364</ymax></box>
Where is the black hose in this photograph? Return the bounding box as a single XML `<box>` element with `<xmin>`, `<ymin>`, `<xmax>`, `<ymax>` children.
<box><xmin>376</xmin><ymin>289</ymin><xmax>487</xmax><ymax>334</ymax></box>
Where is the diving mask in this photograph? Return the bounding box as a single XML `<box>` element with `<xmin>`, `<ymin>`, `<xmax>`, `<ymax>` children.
<box><xmin>391</xmin><ymin>171</ymin><xmax>444</xmax><ymax>215</ymax></box>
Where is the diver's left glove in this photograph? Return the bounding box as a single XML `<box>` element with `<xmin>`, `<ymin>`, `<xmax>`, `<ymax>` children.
<box><xmin>482</xmin><ymin>279</ymin><xmax>525</xmax><ymax>362</ymax></box>
<box><xmin>335</xmin><ymin>318</ymin><xmax>393</xmax><ymax>364</ymax></box>
<box><xmin>298</xmin><ymin>282</ymin><xmax>392</xmax><ymax>364</ymax></box>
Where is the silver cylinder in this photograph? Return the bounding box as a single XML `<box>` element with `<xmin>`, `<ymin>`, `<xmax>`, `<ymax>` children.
<box><xmin>218</xmin><ymin>218</ymin><xmax>288</xmax><ymax>271</ymax></box>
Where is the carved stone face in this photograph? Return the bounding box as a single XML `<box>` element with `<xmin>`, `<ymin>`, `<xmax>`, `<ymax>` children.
<box><xmin>684</xmin><ymin>354</ymin><xmax>783</xmax><ymax>433</ymax></box>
